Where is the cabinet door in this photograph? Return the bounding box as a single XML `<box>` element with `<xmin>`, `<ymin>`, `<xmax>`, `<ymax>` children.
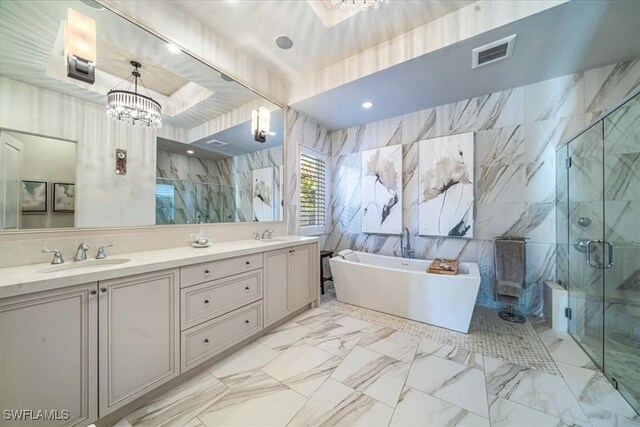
<box><xmin>98</xmin><ymin>269</ymin><xmax>179</xmax><ymax>416</ymax></box>
<box><xmin>263</xmin><ymin>249</ymin><xmax>290</xmax><ymax>327</ymax></box>
<box><xmin>0</xmin><ymin>283</ymin><xmax>98</xmax><ymax>427</ymax></box>
<box><xmin>291</xmin><ymin>244</ymin><xmax>314</xmax><ymax>310</ymax></box>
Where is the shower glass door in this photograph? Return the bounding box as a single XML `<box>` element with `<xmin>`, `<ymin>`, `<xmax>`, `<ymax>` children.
<box><xmin>566</xmin><ymin>120</ymin><xmax>605</xmax><ymax>368</ymax></box>
<box><xmin>603</xmin><ymin>92</ymin><xmax>640</xmax><ymax>412</ymax></box>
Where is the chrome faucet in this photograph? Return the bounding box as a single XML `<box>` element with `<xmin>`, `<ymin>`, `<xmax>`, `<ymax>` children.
<box><xmin>262</xmin><ymin>229</ymin><xmax>274</xmax><ymax>240</ymax></box>
<box><xmin>42</xmin><ymin>248</ymin><xmax>64</xmax><ymax>264</ymax></box>
<box><xmin>95</xmin><ymin>244</ymin><xmax>113</xmax><ymax>259</ymax></box>
<box><xmin>401</xmin><ymin>227</ymin><xmax>414</xmax><ymax>258</ymax></box>
<box><xmin>74</xmin><ymin>243</ymin><xmax>89</xmax><ymax>261</ymax></box>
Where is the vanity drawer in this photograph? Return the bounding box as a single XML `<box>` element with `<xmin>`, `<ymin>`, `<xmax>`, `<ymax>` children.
<box><xmin>181</xmin><ymin>270</ymin><xmax>262</xmax><ymax>330</ymax></box>
<box><xmin>181</xmin><ymin>301</ymin><xmax>263</xmax><ymax>372</ymax></box>
<box><xmin>180</xmin><ymin>254</ymin><xmax>263</xmax><ymax>288</ymax></box>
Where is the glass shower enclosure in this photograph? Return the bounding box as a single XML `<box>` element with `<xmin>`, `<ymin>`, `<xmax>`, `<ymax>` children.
<box><xmin>556</xmin><ymin>91</ymin><xmax>639</xmax><ymax>414</ymax></box>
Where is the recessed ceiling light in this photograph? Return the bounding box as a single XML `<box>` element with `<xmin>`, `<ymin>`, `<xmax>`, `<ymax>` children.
<box><xmin>186</xmin><ymin>150</ymin><xmax>194</xmax><ymax>154</ymax></box>
<box><xmin>167</xmin><ymin>43</ymin><xmax>180</xmax><ymax>54</ymax></box>
<box><xmin>275</xmin><ymin>36</ymin><xmax>293</xmax><ymax>50</ymax></box>
<box><xmin>362</xmin><ymin>101</ymin><xmax>373</xmax><ymax>109</ymax></box>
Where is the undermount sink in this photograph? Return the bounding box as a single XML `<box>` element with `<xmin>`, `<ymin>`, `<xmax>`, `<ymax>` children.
<box><xmin>257</xmin><ymin>238</ymin><xmax>288</xmax><ymax>243</ymax></box>
<box><xmin>37</xmin><ymin>258</ymin><xmax>131</xmax><ymax>274</ymax></box>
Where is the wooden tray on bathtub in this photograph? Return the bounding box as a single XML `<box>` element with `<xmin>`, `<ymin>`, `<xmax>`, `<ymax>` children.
<box><xmin>427</xmin><ymin>258</ymin><xmax>459</xmax><ymax>275</ymax></box>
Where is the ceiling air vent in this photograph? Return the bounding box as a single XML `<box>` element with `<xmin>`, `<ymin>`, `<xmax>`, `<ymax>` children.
<box><xmin>472</xmin><ymin>34</ymin><xmax>517</xmax><ymax>69</ymax></box>
<box><xmin>205</xmin><ymin>139</ymin><xmax>229</xmax><ymax>147</ymax></box>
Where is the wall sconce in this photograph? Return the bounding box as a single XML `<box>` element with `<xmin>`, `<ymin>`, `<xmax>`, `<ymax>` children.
<box><xmin>251</xmin><ymin>107</ymin><xmax>270</xmax><ymax>143</ymax></box>
<box><xmin>65</xmin><ymin>8</ymin><xmax>96</xmax><ymax>84</ymax></box>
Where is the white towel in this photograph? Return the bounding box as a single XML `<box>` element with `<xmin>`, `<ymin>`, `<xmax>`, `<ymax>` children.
<box><xmin>337</xmin><ymin>249</ymin><xmax>354</xmax><ymax>258</ymax></box>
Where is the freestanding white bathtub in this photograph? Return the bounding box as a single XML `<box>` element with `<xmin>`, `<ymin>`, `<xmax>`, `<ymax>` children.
<box><xmin>330</xmin><ymin>252</ymin><xmax>481</xmax><ymax>333</ymax></box>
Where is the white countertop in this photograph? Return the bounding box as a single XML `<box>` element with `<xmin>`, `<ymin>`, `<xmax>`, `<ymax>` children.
<box><xmin>0</xmin><ymin>236</ymin><xmax>318</xmax><ymax>299</ymax></box>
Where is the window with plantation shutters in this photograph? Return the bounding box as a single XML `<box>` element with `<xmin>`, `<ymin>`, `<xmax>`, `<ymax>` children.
<box><xmin>300</xmin><ymin>147</ymin><xmax>328</xmax><ymax>233</ymax></box>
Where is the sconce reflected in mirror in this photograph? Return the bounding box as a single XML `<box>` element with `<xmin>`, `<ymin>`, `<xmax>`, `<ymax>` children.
<box><xmin>65</xmin><ymin>8</ymin><xmax>96</xmax><ymax>84</ymax></box>
<box><xmin>251</xmin><ymin>107</ymin><xmax>270</xmax><ymax>143</ymax></box>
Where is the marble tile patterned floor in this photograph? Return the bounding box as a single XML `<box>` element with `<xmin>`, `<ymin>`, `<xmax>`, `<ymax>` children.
<box><xmin>116</xmin><ymin>289</ymin><xmax>640</xmax><ymax>427</ymax></box>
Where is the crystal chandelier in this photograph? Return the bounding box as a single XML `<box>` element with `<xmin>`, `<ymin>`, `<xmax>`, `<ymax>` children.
<box><xmin>331</xmin><ymin>0</ymin><xmax>389</xmax><ymax>11</ymax></box>
<box><xmin>107</xmin><ymin>61</ymin><xmax>162</xmax><ymax>128</ymax></box>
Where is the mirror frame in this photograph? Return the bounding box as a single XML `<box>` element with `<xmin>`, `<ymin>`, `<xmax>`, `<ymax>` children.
<box><xmin>0</xmin><ymin>0</ymin><xmax>288</xmax><ymax>236</ymax></box>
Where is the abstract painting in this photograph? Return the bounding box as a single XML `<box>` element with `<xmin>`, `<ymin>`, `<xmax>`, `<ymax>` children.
<box><xmin>252</xmin><ymin>167</ymin><xmax>274</xmax><ymax>221</ymax></box>
<box><xmin>418</xmin><ymin>132</ymin><xmax>474</xmax><ymax>238</ymax></box>
<box><xmin>362</xmin><ymin>145</ymin><xmax>403</xmax><ymax>234</ymax></box>
<box><xmin>21</xmin><ymin>180</ymin><xmax>47</xmax><ymax>213</ymax></box>
<box><xmin>53</xmin><ymin>183</ymin><xmax>75</xmax><ymax>213</ymax></box>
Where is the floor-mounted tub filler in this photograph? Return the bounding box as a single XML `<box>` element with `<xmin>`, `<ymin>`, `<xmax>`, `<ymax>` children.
<box><xmin>330</xmin><ymin>252</ymin><xmax>481</xmax><ymax>333</ymax></box>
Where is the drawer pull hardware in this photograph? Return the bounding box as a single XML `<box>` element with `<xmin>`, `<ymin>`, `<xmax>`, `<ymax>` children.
<box><xmin>204</xmin><ymin>338</ymin><xmax>209</xmax><ymax>343</ymax></box>
<box><xmin>245</xmin><ymin>286</ymin><xmax>250</xmax><ymax>290</ymax></box>
<box><xmin>89</xmin><ymin>289</ymin><xmax>97</xmax><ymax>296</ymax></box>
<box><xmin>204</xmin><ymin>299</ymin><xmax>209</xmax><ymax>304</ymax></box>
<box><xmin>204</xmin><ymin>269</ymin><xmax>210</xmax><ymax>274</ymax></box>
<box><xmin>245</xmin><ymin>261</ymin><xmax>250</xmax><ymax>265</ymax></box>
<box><xmin>245</xmin><ymin>320</ymin><xmax>250</xmax><ymax>324</ymax></box>
<box><xmin>100</xmin><ymin>287</ymin><xmax>108</xmax><ymax>294</ymax></box>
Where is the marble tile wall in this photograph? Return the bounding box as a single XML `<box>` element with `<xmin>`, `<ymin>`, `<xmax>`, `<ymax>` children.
<box><xmin>322</xmin><ymin>59</ymin><xmax>640</xmax><ymax>316</ymax></box>
<box><xmin>285</xmin><ymin>109</ymin><xmax>332</xmax><ymax>235</ymax></box>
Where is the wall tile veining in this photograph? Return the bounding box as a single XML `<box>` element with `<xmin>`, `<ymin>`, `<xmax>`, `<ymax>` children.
<box><xmin>321</xmin><ymin>59</ymin><xmax>640</xmax><ymax>315</ymax></box>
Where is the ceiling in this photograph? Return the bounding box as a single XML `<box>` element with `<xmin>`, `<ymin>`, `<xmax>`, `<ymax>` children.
<box><xmin>291</xmin><ymin>0</ymin><xmax>640</xmax><ymax>130</ymax></box>
<box><xmin>169</xmin><ymin>0</ymin><xmax>473</xmax><ymax>80</ymax></box>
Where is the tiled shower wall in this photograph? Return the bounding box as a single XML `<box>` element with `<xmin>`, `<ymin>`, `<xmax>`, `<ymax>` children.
<box><xmin>157</xmin><ymin>146</ymin><xmax>283</xmax><ymax>223</ymax></box>
<box><xmin>321</xmin><ymin>59</ymin><xmax>640</xmax><ymax>315</ymax></box>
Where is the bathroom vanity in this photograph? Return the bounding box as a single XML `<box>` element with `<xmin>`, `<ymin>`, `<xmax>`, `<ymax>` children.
<box><xmin>0</xmin><ymin>237</ymin><xmax>319</xmax><ymax>426</ymax></box>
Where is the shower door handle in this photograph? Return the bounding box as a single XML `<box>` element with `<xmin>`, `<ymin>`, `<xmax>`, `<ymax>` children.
<box><xmin>586</xmin><ymin>240</ymin><xmax>602</xmax><ymax>269</ymax></box>
<box><xmin>604</xmin><ymin>241</ymin><xmax>614</xmax><ymax>269</ymax></box>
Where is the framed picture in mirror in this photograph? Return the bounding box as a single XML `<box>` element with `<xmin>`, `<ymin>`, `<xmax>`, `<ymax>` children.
<box><xmin>53</xmin><ymin>183</ymin><xmax>75</xmax><ymax>213</ymax></box>
<box><xmin>21</xmin><ymin>181</ymin><xmax>48</xmax><ymax>213</ymax></box>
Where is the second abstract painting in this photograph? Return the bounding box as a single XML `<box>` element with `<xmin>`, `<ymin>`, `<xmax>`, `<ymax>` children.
<box><xmin>418</xmin><ymin>132</ymin><xmax>474</xmax><ymax>238</ymax></box>
<box><xmin>362</xmin><ymin>145</ymin><xmax>403</xmax><ymax>234</ymax></box>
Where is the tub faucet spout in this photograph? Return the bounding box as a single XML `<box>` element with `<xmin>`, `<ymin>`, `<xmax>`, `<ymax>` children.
<box><xmin>401</xmin><ymin>227</ymin><xmax>414</xmax><ymax>258</ymax></box>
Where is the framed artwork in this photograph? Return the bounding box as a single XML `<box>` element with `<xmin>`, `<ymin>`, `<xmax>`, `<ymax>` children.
<box><xmin>53</xmin><ymin>183</ymin><xmax>75</xmax><ymax>213</ymax></box>
<box><xmin>361</xmin><ymin>145</ymin><xmax>403</xmax><ymax>234</ymax></box>
<box><xmin>252</xmin><ymin>167</ymin><xmax>274</xmax><ymax>222</ymax></box>
<box><xmin>418</xmin><ymin>132</ymin><xmax>474</xmax><ymax>238</ymax></box>
<box><xmin>21</xmin><ymin>180</ymin><xmax>47</xmax><ymax>213</ymax></box>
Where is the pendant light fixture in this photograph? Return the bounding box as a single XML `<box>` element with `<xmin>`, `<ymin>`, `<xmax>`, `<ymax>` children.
<box><xmin>106</xmin><ymin>61</ymin><xmax>162</xmax><ymax>128</ymax></box>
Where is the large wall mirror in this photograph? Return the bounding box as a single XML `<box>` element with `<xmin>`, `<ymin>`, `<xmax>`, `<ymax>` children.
<box><xmin>0</xmin><ymin>0</ymin><xmax>284</xmax><ymax>231</ymax></box>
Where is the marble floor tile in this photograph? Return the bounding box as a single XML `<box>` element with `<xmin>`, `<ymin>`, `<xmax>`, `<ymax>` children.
<box><xmin>292</xmin><ymin>307</ymin><xmax>344</xmax><ymax>330</ymax></box>
<box><xmin>488</xmin><ymin>394</ymin><xmax>566</xmax><ymax>427</ymax></box>
<box><xmin>390</xmin><ymin>386</ymin><xmax>490</xmax><ymax>427</ymax></box>
<box><xmin>359</xmin><ymin>324</ymin><xmax>419</xmax><ymax>362</ymax></box>
<box><xmin>334</xmin><ymin>315</ymin><xmax>372</xmax><ymax>331</ymax></box>
<box><xmin>330</xmin><ymin>345</ymin><xmax>410</xmax><ymax>407</ymax></box>
<box><xmin>197</xmin><ymin>371</ymin><xmax>306</xmax><ymax>427</ymax></box>
<box><xmin>557</xmin><ymin>362</ymin><xmax>639</xmax><ymax>421</ymax></box>
<box><xmin>257</xmin><ymin>322</ymin><xmax>312</xmax><ymax>351</ymax></box>
<box><xmin>417</xmin><ymin>337</ymin><xmax>484</xmax><ymax>369</ymax></box>
<box><xmin>484</xmin><ymin>356</ymin><xmax>590</xmax><ymax>425</ymax></box>
<box><xmin>406</xmin><ymin>353</ymin><xmax>488</xmax><ymax>417</ymax></box>
<box><xmin>125</xmin><ymin>371</ymin><xmax>228</xmax><ymax>427</ymax></box>
<box><xmin>540</xmin><ymin>333</ymin><xmax>597</xmax><ymax>370</ymax></box>
<box><xmin>288</xmin><ymin>378</ymin><xmax>393</xmax><ymax>427</ymax></box>
<box><xmin>208</xmin><ymin>341</ymin><xmax>280</xmax><ymax>388</ymax></box>
<box><xmin>262</xmin><ymin>343</ymin><xmax>342</xmax><ymax>398</ymax></box>
<box><xmin>301</xmin><ymin>322</ymin><xmax>365</xmax><ymax>357</ymax></box>
<box><xmin>580</xmin><ymin>402</ymin><xmax>640</xmax><ymax>427</ymax></box>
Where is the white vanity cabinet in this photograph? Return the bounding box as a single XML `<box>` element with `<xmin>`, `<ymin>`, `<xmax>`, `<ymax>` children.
<box><xmin>0</xmin><ymin>283</ymin><xmax>98</xmax><ymax>427</ymax></box>
<box><xmin>264</xmin><ymin>244</ymin><xmax>317</xmax><ymax>327</ymax></box>
<box><xmin>98</xmin><ymin>269</ymin><xmax>180</xmax><ymax>416</ymax></box>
